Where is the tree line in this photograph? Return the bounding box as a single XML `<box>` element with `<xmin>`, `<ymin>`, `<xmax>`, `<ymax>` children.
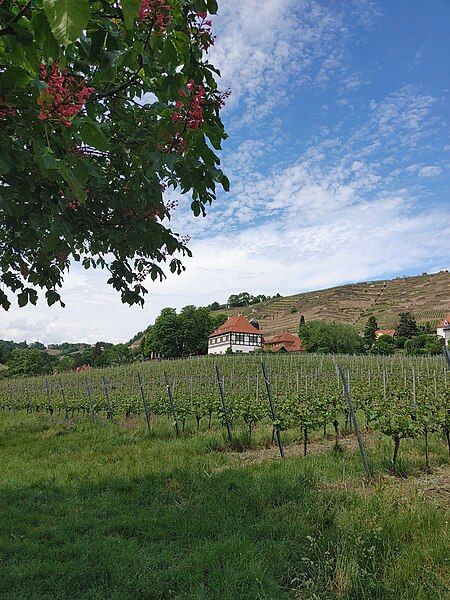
<box><xmin>0</xmin><ymin>309</ymin><xmax>443</xmax><ymax>380</ymax></box>
<box><xmin>205</xmin><ymin>292</ymin><xmax>282</xmax><ymax>311</ymax></box>
<box><xmin>298</xmin><ymin>312</ymin><xmax>443</xmax><ymax>355</ymax></box>
<box><xmin>0</xmin><ymin>305</ymin><xmax>229</xmax><ymax>378</ymax></box>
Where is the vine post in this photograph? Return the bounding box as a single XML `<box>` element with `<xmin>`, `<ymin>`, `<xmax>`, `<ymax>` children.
<box><xmin>137</xmin><ymin>372</ymin><xmax>152</xmax><ymax>432</ymax></box>
<box><xmin>84</xmin><ymin>375</ymin><xmax>95</xmax><ymax>418</ymax></box>
<box><xmin>261</xmin><ymin>362</ymin><xmax>285</xmax><ymax>459</ymax></box>
<box><xmin>215</xmin><ymin>365</ymin><xmax>232</xmax><ymax>441</ymax></box>
<box><xmin>337</xmin><ymin>364</ymin><xmax>372</xmax><ymax>479</ymax></box>
<box><xmin>59</xmin><ymin>380</ymin><xmax>68</xmax><ymax>420</ymax></box>
<box><xmin>101</xmin><ymin>377</ymin><xmax>113</xmax><ymax>420</ymax></box>
<box><xmin>164</xmin><ymin>371</ymin><xmax>180</xmax><ymax>437</ymax></box>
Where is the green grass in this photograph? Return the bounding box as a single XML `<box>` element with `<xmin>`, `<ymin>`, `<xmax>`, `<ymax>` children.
<box><xmin>0</xmin><ymin>413</ymin><xmax>449</xmax><ymax>599</ymax></box>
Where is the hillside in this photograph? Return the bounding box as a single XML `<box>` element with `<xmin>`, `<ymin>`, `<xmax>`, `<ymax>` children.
<box><xmin>211</xmin><ymin>271</ymin><xmax>450</xmax><ymax>337</ymax></box>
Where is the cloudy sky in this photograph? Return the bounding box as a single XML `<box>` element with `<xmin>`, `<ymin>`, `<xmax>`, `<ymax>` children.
<box><xmin>1</xmin><ymin>0</ymin><xmax>449</xmax><ymax>344</ymax></box>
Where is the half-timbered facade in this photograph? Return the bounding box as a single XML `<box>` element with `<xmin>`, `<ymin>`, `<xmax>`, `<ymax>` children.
<box><xmin>208</xmin><ymin>315</ymin><xmax>263</xmax><ymax>354</ymax></box>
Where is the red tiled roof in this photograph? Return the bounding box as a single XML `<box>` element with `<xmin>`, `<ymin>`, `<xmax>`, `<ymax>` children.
<box><xmin>264</xmin><ymin>332</ymin><xmax>299</xmax><ymax>345</ymax></box>
<box><xmin>438</xmin><ymin>315</ymin><xmax>450</xmax><ymax>328</ymax></box>
<box><xmin>375</xmin><ymin>329</ymin><xmax>396</xmax><ymax>337</ymax></box>
<box><xmin>288</xmin><ymin>338</ymin><xmax>304</xmax><ymax>352</ymax></box>
<box><xmin>209</xmin><ymin>314</ymin><xmax>262</xmax><ymax>337</ymax></box>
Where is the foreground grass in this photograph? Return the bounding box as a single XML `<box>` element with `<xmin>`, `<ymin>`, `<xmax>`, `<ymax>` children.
<box><xmin>0</xmin><ymin>414</ymin><xmax>449</xmax><ymax>599</ymax></box>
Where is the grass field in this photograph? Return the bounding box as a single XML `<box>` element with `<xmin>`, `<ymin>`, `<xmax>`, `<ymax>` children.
<box><xmin>1</xmin><ymin>413</ymin><xmax>449</xmax><ymax>599</ymax></box>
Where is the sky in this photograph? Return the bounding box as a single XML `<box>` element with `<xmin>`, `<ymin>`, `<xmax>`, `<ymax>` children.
<box><xmin>1</xmin><ymin>0</ymin><xmax>449</xmax><ymax>345</ymax></box>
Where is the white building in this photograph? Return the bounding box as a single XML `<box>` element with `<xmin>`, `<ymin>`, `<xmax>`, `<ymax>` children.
<box><xmin>208</xmin><ymin>315</ymin><xmax>263</xmax><ymax>355</ymax></box>
<box><xmin>437</xmin><ymin>315</ymin><xmax>450</xmax><ymax>346</ymax></box>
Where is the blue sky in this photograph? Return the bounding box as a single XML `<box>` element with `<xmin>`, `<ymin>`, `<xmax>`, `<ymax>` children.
<box><xmin>1</xmin><ymin>0</ymin><xmax>449</xmax><ymax>344</ymax></box>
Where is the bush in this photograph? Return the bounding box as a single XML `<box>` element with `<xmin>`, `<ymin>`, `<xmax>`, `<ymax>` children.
<box><xmin>371</xmin><ymin>335</ymin><xmax>396</xmax><ymax>355</ymax></box>
<box><xmin>405</xmin><ymin>335</ymin><xmax>442</xmax><ymax>355</ymax></box>
<box><xmin>299</xmin><ymin>321</ymin><xmax>364</xmax><ymax>354</ymax></box>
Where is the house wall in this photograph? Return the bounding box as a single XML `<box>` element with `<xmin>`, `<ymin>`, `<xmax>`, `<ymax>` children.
<box><xmin>208</xmin><ymin>333</ymin><xmax>262</xmax><ymax>355</ymax></box>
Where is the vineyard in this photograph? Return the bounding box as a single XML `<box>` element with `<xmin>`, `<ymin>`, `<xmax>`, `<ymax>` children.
<box><xmin>2</xmin><ymin>353</ymin><xmax>449</xmax><ymax>472</ymax></box>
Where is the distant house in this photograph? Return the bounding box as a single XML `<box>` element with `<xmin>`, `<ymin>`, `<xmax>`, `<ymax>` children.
<box><xmin>208</xmin><ymin>315</ymin><xmax>263</xmax><ymax>355</ymax></box>
<box><xmin>375</xmin><ymin>329</ymin><xmax>396</xmax><ymax>339</ymax></box>
<box><xmin>264</xmin><ymin>332</ymin><xmax>304</xmax><ymax>353</ymax></box>
<box><xmin>437</xmin><ymin>315</ymin><xmax>450</xmax><ymax>346</ymax></box>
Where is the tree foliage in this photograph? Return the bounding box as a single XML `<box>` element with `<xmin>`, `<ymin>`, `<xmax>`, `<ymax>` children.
<box><xmin>405</xmin><ymin>334</ymin><xmax>442</xmax><ymax>356</ymax></box>
<box><xmin>5</xmin><ymin>347</ymin><xmax>56</xmax><ymax>376</ymax></box>
<box><xmin>299</xmin><ymin>321</ymin><xmax>364</xmax><ymax>354</ymax></box>
<box><xmin>227</xmin><ymin>292</ymin><xmax>270</xmax><ymax>308</ymax></box>
<box><xmin>396</xmin><ymin>312</ymin><xmax>419</xmax><ymax>339</ymax></box>
<box><xmin>0</xmin><ymin>0</ymin><xmax>228</xmax><ymax>310</ymax></box>
<box><xmin>370</xmin><ymin>334</ymin><xmax>396</xmax><ymax>355</ymax></box>
<box><xmin>363</xmin><ymin>315</ymin><xmax>378</xmax><ymax>347</ymax></box>
<box><xmin>142</xmin><ymin>305</ymin><xmax>226</xmax><ymax>357</ymax></box>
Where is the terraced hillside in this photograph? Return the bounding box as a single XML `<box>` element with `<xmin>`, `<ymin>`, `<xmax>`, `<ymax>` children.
<box><xmin>212</xmin><ymin>271</ymin><xmax>450</xmax><ymax>336</ymax></box>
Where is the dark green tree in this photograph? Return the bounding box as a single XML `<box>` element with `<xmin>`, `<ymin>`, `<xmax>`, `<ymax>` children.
<box><xmin>180</xmin><ymin>305</ymin><xmax>211</xmax><ymax>355</ymax></box>
<box><xmin>299</xmin><ymin>315</ymin><xmax>305</xmax><ymax>329</ymax></box>
<box><xmin>405</xmin><ymin>334</ymin><xmax>442</xmax><ymax>355</ymax></box>
<box><xmin>299</xmin><ymin>321</ymin><xmax>364</xmax><ymax>354</ymax></box>
<box><xmin>0</xmin><ymin>340</ymin><xmax>28</xmax><ymax>364</ymax></box>
<box><xmin>370</xmin><ymin>335</ymin><xmax>396</xmax><ymax>355</ymax></box>
<box><xmin>397</xmin><ymin>313</ymin><xmax>419</xmax><ymax>339</ymax></box>
<box><xmin>363</xmin><ymin>315</ymin><xmax>378</xmax><ymax>346</ymax></box>
<box><xmin>102</xmin><ymin>344</ymin><xmax>133</xmax><ymax>366</ymax></box>
<box><xmin>6</xmin><ymin>348</ymin><xmax>46</xmax><ymax>376</ymax></box>
<box><xmin>150</xmin><ymin>307</ymin><xmax>183</xmax><ymax>358</ymax></box>
<box><xmin>210</xmin><ymin>313</ymin><xmax>228</xmax><ymax>332</ymax></box>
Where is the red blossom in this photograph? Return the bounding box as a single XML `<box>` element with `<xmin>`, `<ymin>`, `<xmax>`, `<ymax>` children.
<box><xmin>216</xmin><ymin>88</ymin><xmax>231</xmax><ymax>108</ymax></box>
<box><xmin>38</xmin><ymin>63</ymin><xmax>94</xmax><ymax>128</ymax></box>
<box><xmin>171</xmin><ymin>80</ymin><xmax>205</xmax><ymax>131</ymax></box>
<box><xmin>137</xmin><ymin>0</ymin><xmax>172</xmax><ymax>30</ymax></box>
<box><xmin>192</xmin><ymin>12</ymin><xmax>215</xmax><ymax>51</ymax></box>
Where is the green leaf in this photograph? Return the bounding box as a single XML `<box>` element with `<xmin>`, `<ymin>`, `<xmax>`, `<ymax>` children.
<box><xmin>207</xmin><ymin>0</ymin><xmax>219</xmax><ymax>14</ymax></box>
<box><xmin>121</xmin><ymin>0</ymin><xmax>141</xmax><ymax>29</ymax></box>
<box><xmin>58</xmin><ymin>161</ymin><xmax>87</xmax><ymax>202</ymax></box>
<box><xmin>0</xmin><ymin>290</ymin><xmax>11</xmax><ymax>311</ymax></box>
<box><xmin>221</xmin><ymin>175</ymin><xmax>230</xmax><ymax>192</ymax></box>
<box><xmin>33</xmin><ymin>10</ymin><xmax>60</xmax><ymax>60</ymax></box>
<box><xmin>42</xmin><ymin>149</ymin><xmax>58</xmax><ymax>170</ymax></box>
<box><xmin>17</xmin><ymin>290</ymin><xmax>29</xmax><ymax>308</ymax></box>
<box><xmin>191</xmin><ymin>200</ymin><xmax>201</xmax><ymax>217</ymax></box>
<box><xmin>80</xmin><ymin>119</ymin><xmax>110</xmax><ymax>151</ymax></box>
<box><xmin>0</xmin><ymin>67</ymin><xmax>32</xmax><ymax>89</ymax></box>
<box><xmin>43</xmin><ymin>0</ymin><xmax>90</xmax><ymax>47</ymax></box>
<box><xmin>162</xmin><ymin>39</ymin><xmax>178</xmax><ymax>65</ymax></box>
<box><xmin>46</xmin><ymin>290</ymin><xmax>62</xmax><ymax>307</ymax></box>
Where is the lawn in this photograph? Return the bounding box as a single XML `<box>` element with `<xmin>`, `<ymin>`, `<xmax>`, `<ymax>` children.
<box><xmin>0</xmin><ymin>413</ymin><xmax>449</xmax><ymax>599</ymax></box>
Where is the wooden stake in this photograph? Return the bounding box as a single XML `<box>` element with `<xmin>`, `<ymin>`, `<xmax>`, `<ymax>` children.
<box><xmin>337</xmin><ymin>364</ymin><xmax>372</xmax><ymax>479</ymax></box>
<box><xmin>215</xmin><ymin>365</ymin><xmax>232</xmax><ymax>441</ymax></box>
<box><xmin>59</xmin><ymin>379</ymin><xmax>68</xmax><ymax>419</ymax></box>
<box><xmin>101</xmin><ymin>376</ymin><xmax>113</xmax><ymax>420</ymax></box>
<box><xmin>137</xmin><ymin>372</ymin><xmax>152</xmax><ymax>431</ymax></box>
<box><xmin>261</xmin><ymin>362</ymin><xmax>285</xmax><ymax>459</ymax></box>
<box><xmin>84</xmin><ymin>374</ymin><xmax>94</xmax><ymax>418</ymax></box>
<box><xmin>164</xmin><ymin>371</ymin><xmax>179</xmax><ymax>437</ymax></box>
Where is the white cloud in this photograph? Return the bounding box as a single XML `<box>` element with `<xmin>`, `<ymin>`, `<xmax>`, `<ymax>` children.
<box><xmin>418</xmin><ymin>165</ymin><xmax>442</xmax><ymax>177</ymax></box>
<box><xmin>210</xmin><ymin>0</ymin><xmax>377</xmax><ymax>122</ymax></box>
<box><xmin>3</xmin><ymin>190</ymin><xmax>447</xmax><ymax>346</ymax></box>
<box><xmin>0</xmin><ymin>5</ymin><xmax>448</xmax><ymax>345</ymax></box>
